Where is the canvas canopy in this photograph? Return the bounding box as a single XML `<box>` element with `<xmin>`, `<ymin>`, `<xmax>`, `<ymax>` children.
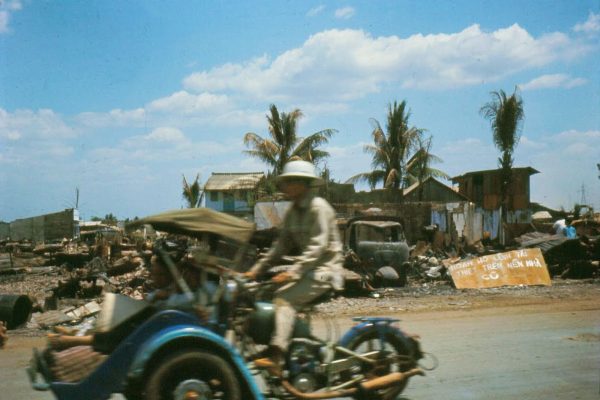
<box><xmin>128</xmin><ymin>208</ymin><xmax>255</xmax><ymax>244</ymax></box>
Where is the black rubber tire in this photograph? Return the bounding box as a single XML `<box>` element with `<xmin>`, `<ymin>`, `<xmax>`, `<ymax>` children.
<box><xmin>344</xmin><ymin>330</ymin><xmax>416</xmax><ymax>400</ymax></box>
<box><xmin>145</xmin><ymin>350</ymin><xmax>242</xmax><ymax>400</ymax></box>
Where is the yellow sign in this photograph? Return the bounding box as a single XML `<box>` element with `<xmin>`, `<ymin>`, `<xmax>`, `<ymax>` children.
<box><xmin>447</xmin><ymin>248</ymin><xmax>551</xmax><ymax>289</ymax></box>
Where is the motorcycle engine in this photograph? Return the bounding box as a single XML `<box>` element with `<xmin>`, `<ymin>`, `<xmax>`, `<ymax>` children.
<box><xmin>287</xmin><ymin>341</ymin><xmax>321</xmax><ymax>393</ymax></box>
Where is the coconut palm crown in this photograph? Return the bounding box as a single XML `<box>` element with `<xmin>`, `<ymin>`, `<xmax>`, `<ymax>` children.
<box><xmin>182</xmin><ymin>174</ymin><xmax>204</xmax><ymax>208</ymax></box>
<box><xmin>480</xmin><ymin>87</ymin><xmax>525</xmax><ymax>212</ymax></box>
<box><xmin>243</xmin><ymin>104</ymin><xmax>337</xmax><ymax>175</ymax></box>
<box><xmin>347</xmin><ymin>100</ymin><xmax>431</xmax><ymax>190</ymax></box>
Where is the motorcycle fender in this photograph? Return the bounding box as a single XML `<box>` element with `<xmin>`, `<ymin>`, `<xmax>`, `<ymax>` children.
<box><xmin>338</xmin><ymin>319</ymin><xmax>420</xmax><ymax>357</ymax></box>
<box><xmin>128</xmin><ymin>325</ymin><xmax>264</xmax><ymax>399</ymax></box>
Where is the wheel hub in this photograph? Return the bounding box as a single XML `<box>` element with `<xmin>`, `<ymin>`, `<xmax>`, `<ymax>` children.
<box><xmin>173</xmin><ymin>379</ymin><xmax>212</xmax><ymax>400</ymax></box>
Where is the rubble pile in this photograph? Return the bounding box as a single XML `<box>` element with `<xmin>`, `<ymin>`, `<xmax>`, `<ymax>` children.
<box><xmin>404</xmin><ymin>231</ymin><xmax>599</xmax><ymax>286</ymax></box>
<box><xmin>0</xmin><ymin>217</ymin><xmax>598</xmax><ymax>339</ymax></box>
<box><xmin>0</xmin><ymin>236</ymin><xmax>153</xmax><ymax>335</ymax></box>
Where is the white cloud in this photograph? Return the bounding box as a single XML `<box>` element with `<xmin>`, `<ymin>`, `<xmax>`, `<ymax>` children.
<box><xmin>307</xmin><ymin>5</ymin><xmax>325</xmax><ymax>17</ymax></box>
<box><xmin>0</xmin><ymin>0</ymin><xmax>22</xmax><ymax>34</ymax></box>
<box><xmin>518</xmin><ymin>129</ymin><xmax>600</xmax><ymax>209</ymax></box>
<box><xmin>182</xmin><ymin>24</ymin><xmax>592</xmax><ymax>103</ymax></box>
<box><xmin>0</xmin><ymin>11</ymin><xmax>9</xmax><ymax>33</ymax></box>
<box><xmin>0</xmin><ymin>108</ymin><xmax>77</xmax><ymax>140</ymax></box>
<box><xmin>518</xmin><ymin>136</ymin><xmax>547</xmax><ymax>150</ymax></box>
<box><xmin>1</xmin><ymin>129</ymin><xmax>21</xmax><ymax>141</ymax></box>
<box><xmin>573</xmin><ymin>12</ymin><xmax>600</xmax><ymax>34</ymax></box>
<box><xmin>76</xmin><ymin>108</ymin><xmax>146</xmax><ymax>128</ymax></box>
<box><xmin>520</xmin><ymin>74</ymin><xmax>587</xmax><ymax>90</ymax></box>
<box><xmin>555</xmin><ymin>129</ymin><xmax>600</xmax><ymax>142</ymax></box>
<box><xmin>335</xmin><ymin>7</ymin><xmax>355</xmax><ymax>19</ymax></box>
<box><xmin>147</xmin><ymin>91</ymin><xmax>231</xmax><ymax>114</ymax></box>
<box><xmin>144</xmin><ymin>127</ymin><xmax>187</xmax><ymax>143</ymax></box>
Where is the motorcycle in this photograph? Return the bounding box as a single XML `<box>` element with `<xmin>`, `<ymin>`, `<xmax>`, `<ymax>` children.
<box><xmin>27</xmin><ymin>207</ymin><xmax>430</xmax><ymax>400</ymax></box>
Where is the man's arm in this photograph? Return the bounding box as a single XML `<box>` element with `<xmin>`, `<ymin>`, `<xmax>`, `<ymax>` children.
<box><xmin>250</xmin><ymin>231</ymin><xmax>288</xmax><ymax>276</ymax></box>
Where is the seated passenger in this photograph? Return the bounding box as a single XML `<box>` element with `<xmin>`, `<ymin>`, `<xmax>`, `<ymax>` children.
<box><xmin>47</xmin><ymin>255</ymin><xmax>176</xmax><ymax>351</ymax></box>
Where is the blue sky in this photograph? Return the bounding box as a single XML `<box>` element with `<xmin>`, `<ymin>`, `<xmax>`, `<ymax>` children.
<box><xmin>1</xmin><ymin>0</ymin><xmax>599</xmax><ymax>221</ymax></box>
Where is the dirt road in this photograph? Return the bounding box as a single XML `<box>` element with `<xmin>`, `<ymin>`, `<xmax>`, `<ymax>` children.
<box><xmin>2</xmin><ymin>280</ymin><xmax>599</xmax><ymax>399</ymax></box>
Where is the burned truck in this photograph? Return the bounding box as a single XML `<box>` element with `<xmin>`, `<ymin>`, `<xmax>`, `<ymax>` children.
<box><xmin>341</xmin><ymin>216</ymin><xmax>410</xmax><ymax>289</ymax></box>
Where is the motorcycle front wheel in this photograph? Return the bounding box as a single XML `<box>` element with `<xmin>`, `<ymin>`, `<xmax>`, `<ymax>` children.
<box><xmin>344</xmin><ymin>331</ymin><xmax>417</xmax><ymax>400</ymax></box>
<box><xmin>145</xmin><ymin>350</ymin><xmax>242</xmax><ymax>400</ymax></box>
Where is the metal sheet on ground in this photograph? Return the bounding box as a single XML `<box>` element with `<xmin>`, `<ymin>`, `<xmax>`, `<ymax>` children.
<box><xmin>447</xmin><ymin>248</ymin><xmax>551</xmax><ymax>289</ymax></box>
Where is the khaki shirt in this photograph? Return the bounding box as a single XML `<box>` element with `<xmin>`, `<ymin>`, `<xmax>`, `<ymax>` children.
<box><xmin>251</xmin><ymin>193</ymin><xmax>344</xmax><ymax>290</ymax></box>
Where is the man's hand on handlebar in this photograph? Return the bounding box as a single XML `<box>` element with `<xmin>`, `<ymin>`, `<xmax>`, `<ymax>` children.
<box><xmin>272</xmin><ymin>271</ymin><xmax>292</xmax><ymax>283</ymax></box>
<box><xmin>242</xmin><ymin>270</ymin><xmax>257</xmax><ymax>280</ymax></box>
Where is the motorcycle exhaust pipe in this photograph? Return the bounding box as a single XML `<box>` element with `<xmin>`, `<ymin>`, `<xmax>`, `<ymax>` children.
<box><xmin>360</xmin><ymin>368</ymin><xmax>425</xmax><ymax>390</ymax></box>
<box><xmin>281</xmin><ymin>368</ymin><xmax>424</xmax><ymax>399</ymax></box>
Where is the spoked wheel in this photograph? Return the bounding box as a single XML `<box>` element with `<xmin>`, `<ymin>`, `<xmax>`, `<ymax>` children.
<box><xmin>345</xmin><ymin>331</ymin><xmax>417</xmax><ymax>400</ymax></box>
<box><xmin>145</xmin><ymin>350</ymin><xmax>241</xmax><ymax>400</ymax></box>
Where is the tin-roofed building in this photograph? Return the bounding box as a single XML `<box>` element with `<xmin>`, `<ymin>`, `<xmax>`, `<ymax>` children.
<box><xmin>451</xmin><ymin>167</ymin><xmax>540</xmax><ymax>241</ymax></box>
<box><xmin>402</xmin><ymin>176</ymin><xmax>469</xmax><ymax>203</ymax></box>
<box><xmin>204</xmin><ymin>172</ymin><xmax>265</xmax><ymax>215</ymax></box>
<box><xmin>451</xmin><ymin>167</ymin><xmax>539</xmax><ymax>211</ymax></box>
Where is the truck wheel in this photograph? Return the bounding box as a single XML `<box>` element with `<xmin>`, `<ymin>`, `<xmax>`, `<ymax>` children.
<box><xmin>145</xmin><ymin>350</ymin><xmax>241</xmax><ymax>400</ymax></box>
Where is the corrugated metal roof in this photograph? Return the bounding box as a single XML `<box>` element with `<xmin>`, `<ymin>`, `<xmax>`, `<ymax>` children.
<box><xmin>254</xmin><ymin>201</ymin><xmax>291</xmax><ymax>230</ymax></box>
<box><xmin>403</xmin><ymin>177</ymin><xmax>470</xmax><ymax>202</ymax></box>
<box><xmin>204</xmin><ymin>172</ymin><xmax>265</xmax><ymax>191</ymax></box>
<box><xmin>451</xmin><ymin>167</ymin><xmax>539</xmax><ymax>182</ymax></box>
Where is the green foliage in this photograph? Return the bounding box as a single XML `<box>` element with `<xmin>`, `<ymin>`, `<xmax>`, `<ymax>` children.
<box><xmin>480</xmin><ymin>87</ymin><xmax>525</xmax><ymax>214</ymax></box>
<box><xmin>243</xmin><ymin>104</ymin><xmax>337</xmax><ymax>175</ymax></box>
<box><xmin>182</xmin><ymin>174</ymin><xmax>204</xmax><ymax>208</ymax></box>
<box><xmin>347</xmin><ymin>100</ymin><xmax>446</xmax><ymax>197</ymax></box>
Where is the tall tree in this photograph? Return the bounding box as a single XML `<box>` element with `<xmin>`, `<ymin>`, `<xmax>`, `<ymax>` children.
<box><xmin>405</xmin><ymin>135</ymin><xmax>450</xmax><ymax>200</ymax></box>
<box><xmin>480</xmin><ymin>88</ymin><xmax>524</xmax><ymax>220</ymax></box>
<box><xmin>243</xmin><ymin>104</ymin><xmax>337</xmax><ymax>175</ymax></box>
<box><xmin>347</xmin><ymin>100</ymin><xmax>425</xmax><ymax>195</ymax></box>
<box><xmin>182</xmin><ymin>174</ymin><xmax>204</xmax><ymax>208</ymax></box>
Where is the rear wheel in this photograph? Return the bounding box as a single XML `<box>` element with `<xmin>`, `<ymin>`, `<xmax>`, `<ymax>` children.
<box><xmin>145</xmin><ymin>350</ymin><xmax>241</xmax><ymax>400</ymax></box>
<box><xmin>345</xmin><ymin>330</ymin><xmax>417</xmax><ymax>400</ymax></box>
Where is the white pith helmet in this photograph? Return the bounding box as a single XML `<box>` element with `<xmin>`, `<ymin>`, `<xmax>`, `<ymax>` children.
<box><xmin>277</xmin><ymin>160</ymin><xmax>323</xmax><ymax>186</ymax></box>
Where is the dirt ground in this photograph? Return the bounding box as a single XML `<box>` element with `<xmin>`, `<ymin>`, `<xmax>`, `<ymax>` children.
<box><xmin>2</xmin><ymin>277</ymin><xmax>599</xmax><ymax>343</ymax></box>
<box><xmin>316</xmin><ymin>278</ymin><xmax>600</xmax><ymax>316</ymax></box>
<box><xmin>1</xmin><ymin>278</ymin><xmax>599</xmax><ymax>400</ymax></box>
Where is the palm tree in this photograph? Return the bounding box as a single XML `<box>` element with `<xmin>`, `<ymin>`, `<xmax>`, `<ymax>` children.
<box><xmin>243</xmin><ymin>104</ymin><xmax>337</xmax><ymax>176</ymax></box>
<box><xmin>405</xmin><ymin>135</ymin><xmax>450</xmax><ymax>200</ymax></box>
<box><xmin>347</xmin><ymin>100</ymin><xmax>424</xmax><ymax>194</ymax></box>
<box><xmin>182</xmin><ymin>174</ymin><xmax>204</xmax><ymax>208</ymax></box>
<box><xmin>480</xmin><ymin>88</ymin><xmax>524</xmax><ymax>220</ymax></box>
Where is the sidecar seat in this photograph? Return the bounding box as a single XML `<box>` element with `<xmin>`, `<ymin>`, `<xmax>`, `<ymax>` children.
<box><xmin>92</xmin><ymin>294</ymin><xmax>155</xmax><ymax>354</ymax></box>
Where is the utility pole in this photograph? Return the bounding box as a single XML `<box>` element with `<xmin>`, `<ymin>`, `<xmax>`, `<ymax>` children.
<box><xmin>578</xmin><ymin>183</ymin><xmax>587</xmax><ymax>205</ymax></box>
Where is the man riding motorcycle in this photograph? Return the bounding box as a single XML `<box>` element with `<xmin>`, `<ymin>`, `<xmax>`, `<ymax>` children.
<box><xmin>244</xmin><ymin>160</ymin><xmax>344</xmax><ymax>375</ymax></box>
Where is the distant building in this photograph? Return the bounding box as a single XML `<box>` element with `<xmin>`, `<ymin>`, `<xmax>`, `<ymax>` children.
<box><xmin>451</xmin><ymin>167</ymin><xmax>540</xmax><ymax>241</ymax></box>
<box><xmin>451</xmin><ymin>167</ymin><xmax>539</xmax><ymax>211</ymax></box>
<box><xmin>204</xmin><ymin>172</ymin><xmax>265</xmax><ymax>215</ymax></box>
<box><xmin>402</xmin><ymin>177</ymin><xmax>468</xmax><ymax>203</ymax></box>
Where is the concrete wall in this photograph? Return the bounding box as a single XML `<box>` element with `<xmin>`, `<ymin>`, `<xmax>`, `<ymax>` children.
<box><xmin>333</xmin><ymin>202</ymin><xmax>432</xmax><ymax>244</ymax></box>
<box><xmin>1</xmin><ymin>209</ymin><xmax>76</xmax><ymax>242</ymax></box>
<box><xmin>0</xmin><ymin>222</ymin><xmax>10</xmax><ymax>239</ymax></box>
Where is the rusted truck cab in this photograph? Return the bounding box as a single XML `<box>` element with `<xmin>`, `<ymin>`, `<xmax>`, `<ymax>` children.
<box><xmin>342</xmin><ymin>216</ymin><xmax>410</xmax><ymax>288</ymax></box>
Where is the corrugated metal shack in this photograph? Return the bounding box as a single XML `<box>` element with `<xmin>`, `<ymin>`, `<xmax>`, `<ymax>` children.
<box><xmin>451</xmin><ymin>167</ymin><xmax>539</xmax><ymax>241</ymax></box>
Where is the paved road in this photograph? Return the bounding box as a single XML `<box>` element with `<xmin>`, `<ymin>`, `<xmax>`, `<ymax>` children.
<box><xmin>3</xmin><ymin>304</ymin><xmax>599</xmax><ymax>400</ymax></box>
